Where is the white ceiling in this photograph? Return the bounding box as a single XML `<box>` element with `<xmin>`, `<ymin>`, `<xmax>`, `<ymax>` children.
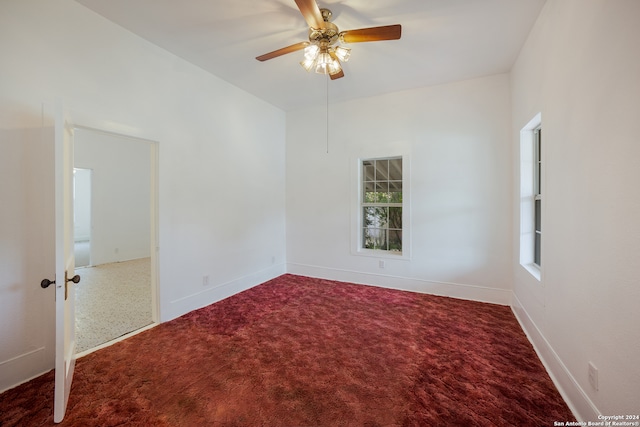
<box><xmin>75</xmin><ymin>0</ymin><xmax>546</xmax><ymax>111</ymax></box>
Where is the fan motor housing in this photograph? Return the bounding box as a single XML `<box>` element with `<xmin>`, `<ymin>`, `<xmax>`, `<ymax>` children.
<box><xmin>308</xmin><ymin>8</ymin><xmax>339</xmax><ymax>46</ymax></box>
<box><xmin>308</xmin><ymin>23</ymin><xmax>339</xmax><ymax>45</ymax></box>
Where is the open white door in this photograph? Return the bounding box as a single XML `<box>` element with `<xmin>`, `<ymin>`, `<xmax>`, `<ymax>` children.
<box><xmin>52</xmin><ymin>103</ymin><xmax>79</xmax><ymax>423</ymax></box>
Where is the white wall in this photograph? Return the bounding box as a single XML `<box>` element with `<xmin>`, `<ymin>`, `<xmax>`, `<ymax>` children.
<box><xmin>511</xmin><ymin>0</ymin><xmax>640</xmax><ymax>419</ymax></box>
<box><xmin>73</xmin><ymin>168</ymin><xmax>92</xmax><ymax>243</ymax></box>
<box><xmin>74</xmin><ymin>129</ymin><xmax>151</xmax><ymax>265</ymax></box>
<box><xmin>0</xmin><ymin>128</ymin><xmax>55</xmax><ymax>392</ymax></box>
<box><xmin>286</xmin><ymin>74</ymin><xmax>512</xmax><ymax>304</ymax></box>
<box><xmin>0</xmin><ymin>0</ymin><xmax>286</xmax><ymax>391</ymax></box>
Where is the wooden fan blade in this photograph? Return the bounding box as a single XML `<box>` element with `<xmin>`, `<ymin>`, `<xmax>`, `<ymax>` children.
<box><xmin>330</xmin><ymin>69</ymin><xmax>344</xmax><ymax>80</ymax></box>
<box><xmin>294</xmin><ymin>0</ymin><xmax>325</xmax><ymax>29</ymax></box>
<box><xmin>256</xmin><ymin>41</ymin><xmax>309</xmax><ymax>61</ymax></box>
<box><xmin>340</xmin><ymin>24</ymin><xmax>402</xmax><ymax>43</ymax></box>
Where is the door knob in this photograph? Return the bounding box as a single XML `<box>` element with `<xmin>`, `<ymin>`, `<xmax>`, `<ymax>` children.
<box><xmin>41</xmin><ymin>278</ymin><xmax>56</xmax><ymax>289</ymax></box>
<box><xmin>41</xmin><ymin>274</ymin><xmax>79</xmax><ymax>289</ymax></box>
<box><xmin>65</xmin><ymin>272</ymin><xmax>81</xmax><ymax>300</ymax></box>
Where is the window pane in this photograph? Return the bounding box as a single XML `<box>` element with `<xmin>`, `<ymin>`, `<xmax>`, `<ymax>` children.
<box><xmin>388</xmin><ymin>207</ymin><xmax>402</xmax><ymax>229</ymax></box>
<box><xmin>363</xmin><ymin>228</ymin><xmax>387</xmax><ymax>250</ymax></box>
<box><xmin>535</xmin><ymin>129</ymin><xmax>541</xmax><ymax>195</ymax></box>
<box><xmin>534</xmin><ymin>232</ymin><xmax>541</xmax><ymax>266</ymax></box>
<box><xmin>388</xmin><ymin>229</ymin><xmax>402</xmax><ymax>252</ymax></box>
<box><xmin>363</xmin><ymin>207</ymin><xmax>388</xmax><ymax>229</ymax></box>
<box><xmin>389</xmin><ymin>181</ymin><xmax>402</xmax><ymax>203</ymax></box>
<box><xmin>363</xmin><ymin>161</ymin><xmax>375</xmax><ymax>181</ymax></box>
<box><xmin>378</xmin><ymin>193</ymin><xmax>391</xmax><ymax>203</ymax></box>
<box><xmin>375</xmin><ymin>181</ymin><xmax>389</xmax><ymax>192</ymax></box>
<box><xmin>364</xmin><ymin>181</ymin><xmax>376</xmax><ymax>203</ymax></box>
<box><xmin>535</xmin><ymin>199</ymin><xmax>541</xmax><ymax>232</ymax></box>
<box><xmin>375</xmin><ymin>159</ymin><xmax>389</xmax><ymax>181</ymax></box>
<box><xmin>375</xmin><ymin>181</ymin><xmax>389</xmax><ymax>203</ymax></box>
<box><xmin>389</xmin><ymin>158</ymin><xmax>402</xmax><ymax>181</ymax></box>
<box><xmin>363</xmin><ymin>228</ymin><xmax>375</xmax><ymax>249</ymax></box>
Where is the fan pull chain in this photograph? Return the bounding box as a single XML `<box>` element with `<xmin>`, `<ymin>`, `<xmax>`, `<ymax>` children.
<box><xmin>326</xmin><ymin>74</ymin><xmax>329</xmax><ymax>154</ymax></box>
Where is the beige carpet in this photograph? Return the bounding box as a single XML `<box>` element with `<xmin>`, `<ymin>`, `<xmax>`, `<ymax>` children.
<box><xmin>75</xmin><ymin>258</ymin><xmax>153</xmax><ymax>353</ymax></box>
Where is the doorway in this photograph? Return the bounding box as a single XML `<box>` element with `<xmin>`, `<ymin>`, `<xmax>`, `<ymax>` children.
<box><xmin>72</xmin><ymin>127</ymin><xmax>158</xmax><ymax>354</ymax></box>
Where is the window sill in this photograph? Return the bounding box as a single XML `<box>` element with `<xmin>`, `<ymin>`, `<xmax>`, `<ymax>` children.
<box><xmin>522</xmin><ymin>263</ymin><xmax>541</xmax><ymax>281</ymax></box>
<box><xmin>353</xmin><ymin>248</ymin><xmax>409</xmax><ymax>261</ymax></box>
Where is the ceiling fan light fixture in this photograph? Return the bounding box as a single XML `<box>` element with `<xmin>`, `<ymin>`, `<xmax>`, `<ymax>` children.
<box><xmin>314</xmin><ymin>51</ymin><xmax>333</xmax><ymax>74</ymax></box>
<box><xmin>300</xmin><ymin>56</ymin><xmax>316</xmax><ymax>72</ymax></box>
<box><xmin>314</xmin><ymin>63</ymin><xmax>329</xmax><ymax>74</ymax></box>
<box><xmin>315</xmin><ymin>57</ymin><xmax>342</xmax><ymax>76</ymax></box>
<box><xmin>303</xmin><ymin>44</ymin><xmax>320</xmax><ymax>60</ymax></box>
<box><xmin>328</xmin><ymin>61</ymin><xmax>342</xmax><ymax>76</ymax></box>
<box><xmin>316</xmin><ymin>51</ymin><xmax>332</xmax><ymax>66</ymax></box>
<box><xmin>334</xmin><ymin>45</ymin><xmax>351</xmax><ymax>62</ymax></box>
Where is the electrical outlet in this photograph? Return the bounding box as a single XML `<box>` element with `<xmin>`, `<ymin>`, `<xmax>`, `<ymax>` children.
<box><xmin>202</xmin><ymin>275</ymin><xmax>210</xmax><ymax>286</ymax></box>
<box><xmin>379</xmin><ymin>260</ymin><xmax>385</xmax><ymax>269</ymax></box>
<box><xmin>588</xmin><ymin>362</ymin><xmax>598</xmax><ymax>391</ymax></box>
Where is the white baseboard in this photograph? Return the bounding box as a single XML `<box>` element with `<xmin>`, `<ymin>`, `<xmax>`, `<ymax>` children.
<box><xmin>0</xmin><ymin>347</ymin><xmax>52</xmax><ymax>394</ymax></box>
<box><xmin>286</xmin><ymin>263</ymin><xmax>512</xmax><ymax>306</ymax></box>
<box><xmin>511</xmin><ymin>293</ymin><xmax>600</xmax><ymax>422</ymax></box>
<box><xmin>162</xmin><ymin>263</ymin><xmax>286</xmax><ymax>322</ymax></box>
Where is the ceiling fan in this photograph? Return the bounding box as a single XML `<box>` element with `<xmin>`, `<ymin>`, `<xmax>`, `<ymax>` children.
<box><xmin>256</xmin><ymin>0</ymin><xmax>402</xmax><ymax>80</ymax></box>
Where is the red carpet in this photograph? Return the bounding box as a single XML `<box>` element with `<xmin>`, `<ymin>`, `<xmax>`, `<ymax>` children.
<box><xmin>0</xmin><ymin>274</ymin><xmax>574</xmax><ymax>426</ymax></box>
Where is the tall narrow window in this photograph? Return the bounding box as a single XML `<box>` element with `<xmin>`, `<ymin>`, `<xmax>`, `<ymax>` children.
<box><xmin>519</xmin><ymin>112</ymin><xmax>541</xmax><ymax>279</ymax></box>
<box><xmin>361</xmin><ymin>157</ymin><xmax>402</xmax><ymax>254</ymax></box>
<box><xmin>533</xmin><ymin>127</ymin><xmax>542</xmax><ymax>266</ymax></box>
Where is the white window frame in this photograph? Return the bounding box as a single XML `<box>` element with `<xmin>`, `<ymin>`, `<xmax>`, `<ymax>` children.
<box><xmin>519</xmin><ymin>113</ymin><xmax>542</xmax><ymax>280</ymax></box>
<box><xmin>351</xmin><ymin>153</ymin><xmax>411</xmax><ymax>260</ymax></box>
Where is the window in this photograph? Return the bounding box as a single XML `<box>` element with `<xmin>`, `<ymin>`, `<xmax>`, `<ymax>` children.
<box><xmin>519</xmin><ymin>113</ymin><xmax>542</xmax><ymax>279</ymax></box>
<box><xmin>361</xmin><ymin>157</ymin><xmax>403</xmax><ymax>254</ymax></box>
<box><xmin>533</xmin><ymin>127</ymin><xmax>542</xmax><ymax>267</ymax></box>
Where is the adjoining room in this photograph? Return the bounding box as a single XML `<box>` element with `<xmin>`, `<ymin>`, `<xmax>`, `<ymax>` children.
<box><xmin>73</xmin><ymin>128</ymin><xmax>155</xmax><ymax>353</ymax></box>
